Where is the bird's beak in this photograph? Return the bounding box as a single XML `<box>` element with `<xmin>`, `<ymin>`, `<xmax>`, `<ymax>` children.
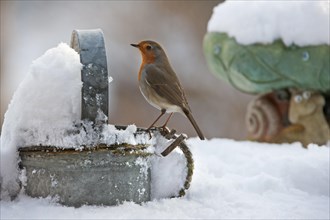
<box><xmin>130</xmin><ymin>43</ymin><xmax>139</xmax><ymax>48</ymax></box>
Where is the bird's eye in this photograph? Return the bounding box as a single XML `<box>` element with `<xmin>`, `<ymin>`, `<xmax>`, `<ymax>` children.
<box><xmin>146</xmin><ymin>45</ymin><xmax>152</xmax><ymax>50</ymax></box>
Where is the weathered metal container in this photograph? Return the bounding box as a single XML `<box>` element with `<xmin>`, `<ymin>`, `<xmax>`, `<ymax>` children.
<box><xmin>19</xmin><ymin>144</ymin><xmax>151</xmax><ymax>207</ymax></box>
<box><xmin>17</xmin><ymin>29</ymin><xmax>194</xmax><ymax>207</ymax></box>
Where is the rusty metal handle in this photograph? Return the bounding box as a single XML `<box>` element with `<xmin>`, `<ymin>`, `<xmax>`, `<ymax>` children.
<box><xmin>155</xmin><ymin>127</ymin><xmax>193</xmax><ymax>197</ymax></box>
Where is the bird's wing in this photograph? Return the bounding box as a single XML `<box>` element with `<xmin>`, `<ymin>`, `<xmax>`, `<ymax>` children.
<box><xmin>143</xmin><ymin>65</ymin><xmax>189</xmax><ymax>109</ymax></box>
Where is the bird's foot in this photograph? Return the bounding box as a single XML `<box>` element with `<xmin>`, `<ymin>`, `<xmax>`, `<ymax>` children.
<box><xmin>145</xmin><ymin>128</ymin><xmax>153</xmax><ymax>140</ymax></box>
<box><xmin>158</xmin><ymin>125</ymin><xmax>170</xmax><ymax>134</ymax></box>
<box><xmin>145</xmin><ymin>125</ymin><xmax>176</xmax><ymax>140</ymax></box>
<box><xmin>158</xmin><ymin>126</ymin><xmax>176</xmax><ymax>139</ymax></box>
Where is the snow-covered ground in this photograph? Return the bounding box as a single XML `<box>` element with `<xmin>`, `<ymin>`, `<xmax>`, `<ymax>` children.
<box><xmin>1</xmin><ymin>139</ymin><xmax>329</xmax><ymax>219</ymax></box>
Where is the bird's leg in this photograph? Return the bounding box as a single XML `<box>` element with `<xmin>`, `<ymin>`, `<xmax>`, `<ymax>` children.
<box><xmin>161</xmin><ymin>112</ymin><xmax>173</xmax><ymax>130</ymax></box>
<box><xmin>146</xmin><ymin>109</ymin><xmax>166</xmax><ymax>138</ymax></box>
<box><xmin>147</xmin><ymin>109</ymin><xmax>166</xmax><ymax>130</ymax></box>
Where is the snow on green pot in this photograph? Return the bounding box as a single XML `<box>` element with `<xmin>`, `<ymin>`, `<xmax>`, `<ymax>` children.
<box><xmin>203</xmin><ymin>32</ymin><xmax>330</xmax><ymax>94</ymax></box>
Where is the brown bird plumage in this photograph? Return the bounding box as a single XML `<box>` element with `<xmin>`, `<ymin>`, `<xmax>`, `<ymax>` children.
<box><xmin>131</xmin><ymin>40</ymin><xmax>205</xmax><ymax>140</ymax></box>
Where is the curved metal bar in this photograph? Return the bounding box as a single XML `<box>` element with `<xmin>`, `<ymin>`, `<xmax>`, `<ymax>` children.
<box><xmin>71</xmin><ymin>29</ymin><xmax>109</xmax><ymax>125</ymax></box>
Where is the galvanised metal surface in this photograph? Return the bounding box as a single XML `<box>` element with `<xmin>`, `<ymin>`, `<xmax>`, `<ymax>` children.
<box><xmin>19</xmin><ymin>145</ymin><xmax>151</xmax><ymax>207</ymax></box>
<box><xmin>71</xmin><ymin>29</ymin><xmax>109</xmax><ymax>125</ymax></box>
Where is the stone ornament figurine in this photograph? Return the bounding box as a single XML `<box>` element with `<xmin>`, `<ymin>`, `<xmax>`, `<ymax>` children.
<box><xmin>246</xmin><ymin>89</ymin><xmax>330</xmax><ymax>147</ymax></box>
<box><xmin>203</xmin><ymin>3</ymin><xmax>329</xmax><ymax>148</ymax></box>
<box><xmin>245</xmin><ymin>91</ymin><xmax>290</xmax><ymax>142</ymax></box>
<box><xmin>274</xmin><ymin>90</ymin><xmax>330</xmax><ymax>147</ymax></box>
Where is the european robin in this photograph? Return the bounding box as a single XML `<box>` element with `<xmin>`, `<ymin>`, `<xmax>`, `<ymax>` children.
<box><xmin>131</xmin><ymin>40</ymin><xmax>205</xmax><ymax>140</ymax></box>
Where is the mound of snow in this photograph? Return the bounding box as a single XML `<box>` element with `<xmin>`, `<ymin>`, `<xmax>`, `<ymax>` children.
<box><xmin>1</xmin><ymin>139</ymin><xmax>329</xmax><ymax>219</ymax></box>
<box><xmin>0</xmin><ymin>43</ymin><xmax>83</xmax><ymax>198</ymax></box>
<box><xmin>207</xmin><ymin>1</ymin><xmax>330</xmax><ymax>46</ymax></box>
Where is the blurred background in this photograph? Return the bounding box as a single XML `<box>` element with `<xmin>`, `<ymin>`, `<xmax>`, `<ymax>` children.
<box><xmin>0</xmin><ymin>1</ymin><xmax>253</xmax><ymax>139</ymax></box>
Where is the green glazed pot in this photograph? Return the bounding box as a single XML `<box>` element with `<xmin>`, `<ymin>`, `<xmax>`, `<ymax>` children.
<box><xmin>204</xmin><ymin>32</ymin><xmax>330</xmax><ymax>94</ymax></box>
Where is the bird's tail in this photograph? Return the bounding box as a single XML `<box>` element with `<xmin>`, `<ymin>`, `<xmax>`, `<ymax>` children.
<box><xmin>184</xmin><ymin>109</ymin><xmax>205</xmax><ymax>140</ymax></box>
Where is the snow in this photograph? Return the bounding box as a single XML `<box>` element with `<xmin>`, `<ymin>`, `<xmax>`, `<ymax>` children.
<box><xmin>150</xmin><ymin>142</ymin><xmax>187</xmax><ymax>199</ymax></box>
<box><xmin>207</xmin><ymin>1</ymin><xmax>330</xmax><ymax>46</ymax></box>
<box><xmin>1</xmin><ymin>139</ymin><xmax>329</xmax><ymax>219</ymax></box>
<box><xmin>0</xmin><ymin>43</ymin><xmax>83</xmax><ymax>198</ymax></box>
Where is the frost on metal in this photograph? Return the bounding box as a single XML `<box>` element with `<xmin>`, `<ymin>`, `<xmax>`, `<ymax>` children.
<box><xmin>71</xmin><ymin>29</ymin><xmax>109</xmax><ymax>125</ymax></box>
<box><xmin>19</xmin><ymin>146</ymin><xmax>152</xmax><ymax>207</ymax></box>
